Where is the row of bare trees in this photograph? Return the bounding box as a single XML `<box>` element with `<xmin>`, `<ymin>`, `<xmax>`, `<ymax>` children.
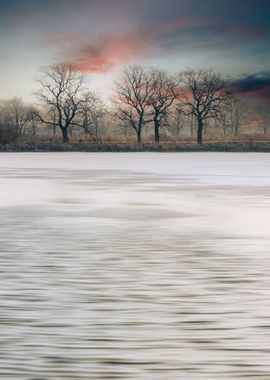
<box><xmin>33</xmin><ymin>63</ymin><xmax>270</xmax><ymax>144</ymax></box>
<box><xmin>1</xmin><ymin>63</ymin><xmax>269</xmax><ymax>145</ymax></box>
<box><xmin>114</xmin><ymin>66</ymin><xmax>180</xmax><ymax>143</ymax></box>
<box><xmin>113</xmin><ymin>65</ymin><xmax>235</xmax><ymax>144</ymax></box>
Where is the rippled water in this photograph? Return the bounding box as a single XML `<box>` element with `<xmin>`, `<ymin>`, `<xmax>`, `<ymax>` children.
<box><xmin>1</xmin><ymin>152</ymin><xmax>270</xmax><ymax>379</ymax></box>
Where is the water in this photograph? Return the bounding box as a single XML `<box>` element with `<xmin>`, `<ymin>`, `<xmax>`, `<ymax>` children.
<box><xmin>1</xmin><ymin>152</ymin><xmax>270</xmax><ymax>380</ymax></box>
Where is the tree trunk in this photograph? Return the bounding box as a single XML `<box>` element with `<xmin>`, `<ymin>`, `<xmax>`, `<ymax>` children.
<box><xmin>60</xmin><ymin>127</ymin><xmax>69</xmax><ymax>143</ymax></box>
<box><xmin>137</xmin><ymin>118</ymin><xmax>143</xmax><ymax>144</ymax></box>
<box><xmin>137</xmin><ymin>131</ymin><xmax>142</xmax><ymax>144</ymax></box>
<box><xmin>197</xmin><ymin>118</ymin><xmax>203</xmax><ymax>144</ymax></box>
<box><xmin>154</xmin><ymin>118</ymin><xmax>160</xmax><ymax>143</ymax></box>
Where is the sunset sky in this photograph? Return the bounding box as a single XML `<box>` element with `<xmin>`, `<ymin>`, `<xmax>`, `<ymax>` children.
<box><xmin>1</xmin><ymin>0</ymin><xmax>270</xmax><ymax>101</ymax></box>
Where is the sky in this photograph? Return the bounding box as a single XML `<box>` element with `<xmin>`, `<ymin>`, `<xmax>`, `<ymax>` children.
<box><xmin>0</xmin><ymin>0</ymin><xmax>270</xmax><ymax>101</ymax></box>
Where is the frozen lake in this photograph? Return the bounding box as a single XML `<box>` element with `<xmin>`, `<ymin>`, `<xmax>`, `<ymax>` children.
<box><xmin>1</xmin><ymin>152</ymin><xmax>270</xmax><ymax>379</ymax></box>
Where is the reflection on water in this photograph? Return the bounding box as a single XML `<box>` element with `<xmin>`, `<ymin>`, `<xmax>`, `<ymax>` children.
<box><xmin>1</xmin><ymin>153</ymin><xmax>270</xmax><ymax>379</ymax></box>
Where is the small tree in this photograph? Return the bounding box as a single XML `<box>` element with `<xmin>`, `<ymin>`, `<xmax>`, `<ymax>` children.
<box><xmin>256</xmin><ymin>101</ymin><xmax>270</xmax><ymax>135</ymax></box>
<box><xmin>179</xmin><ymin>68</ymin><xmax>231</xmax><ymax>144</ymax></box>
<box><xmin>218</xmin><ymin>110</ymin><xmax>230</xmax><ymax>135</ymax></box>
<box><xmin>26</xmin><ymin>106</ymin><xmax>41</xmax><ymax>137</ymax></box>
<box><xmin>80</xmin><ymin>92</ymin><xmax>105</xmax><ymax>139</ymax></box>
<box><xmin>0</xmin><ymin>102</ymin><xmax>18</xmax><ymax>144</ymax></box>
<box><xmin>229</xmin><ymin>96</ymin><xmax>242</xmax><ymax>136</ymax></box>
<box><xmin>170</xmin><ymin>107</ymin><xmax>185</xmax><ymax>138</ymax></box>
<box><xmin>5</xmin><ymin>97</ymin><xmax>29</xmax><ymax>135</ymax></box>
<box><xmin>218</xmin><ymin>101</ymin><xmax>232</xmax><ymax>135</ymax></box>
<box><xmin>114</xmin><ymin>65</ymin><xmax>152</xmax><ymax>143</ymax></box>
<box><xmin>35</xmin><ymin>63</ymin><xmax>86</xmax><ymax>143</ymax></box>
<box><xmin>217</xmin><ymin>95</ymin><xmax>243</xmax><ymax>136</ymax></box>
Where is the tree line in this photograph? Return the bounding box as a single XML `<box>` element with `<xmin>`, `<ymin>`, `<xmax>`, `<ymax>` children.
<box><xmin>0</xmin><ymin>63</ymin><xmax>269</xmax><ymax>145</ymax></box>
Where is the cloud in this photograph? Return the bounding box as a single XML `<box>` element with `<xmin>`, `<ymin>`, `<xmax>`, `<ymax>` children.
<box><xmin>229</xmin><ymin>26</ymin><xmax>268</xmax><ymax>38</ymax></box>
<box><xmin>70</xmin><ymin>17</ymin><xmax>202</xmax><ymax>73</ymax></box>
<box><xmin>55</xmin><ymin>16</ymin><xmax>199</xmax><ymax>73</ymax></box>
<box><xmin>233</xmin><ymin>72</ymin><xmax>270</xmax><ymax>99</ymax></box>
<box><xmin>36</xmin><ymin>3</ymin><xmax>270</xmax><ymax>77</ymax></box>
<box><xmin>69</xmin><ymin>33</ymin><xmax>154</xmax><ymax>73</ymax></box>
<box><xmin>164</xmin><ymin>17</ymin><xmax>196</xmax><ymax>30</ymax></box>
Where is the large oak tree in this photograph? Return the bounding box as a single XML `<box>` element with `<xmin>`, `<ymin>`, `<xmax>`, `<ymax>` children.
<box><xmin>114</xmin><ymin>65</ymin><xmax>152</xmax><ymax>144</ymax></box>
<box><xmin>35</xmin><ymin>63</ymin><xmax>86</xmax><ymax>143</ymax></box>
<box><xmin>147</xmin><ymin>69</ymin><xmax>179</xmax><ymax>143</ymax></box>
<box><xmin>179</xmin><ymin>69</ymin><xmax>231</xmax><ymax>144</ymax></box>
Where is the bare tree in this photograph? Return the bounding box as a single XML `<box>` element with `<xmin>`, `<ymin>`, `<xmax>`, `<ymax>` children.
<box><xmin>218</xmin><ymin>110</ymin><xmax>230</xmax><ymax>135</ymax></box>
<box><xmin>169</xmin><ymin>107</ymin><xmax>185</xmax><ymax>138</ymax></box>
<box><xmin>26</xmin><ymin>106</ymin><xmax>41</xmax><ymax>137</ymax></box>
<box><xmin>35</xmin><ymin>63</ymin><xmax>86</xmax><ymax>143</ymax></box>
<box><xmin>147</xmin><ymin>69</ymin><xmax>179</xmax><ymax>143</ymax></box>
<box><xmin>179</xmin><ymin>68</ymin><xmax>231</xmax><ymax>144</ymax></box>
<box><xmin>217</xmin><ymin>101</ymin><xmax>231</xmax><ymax>135</ymax></box>
<box><xmin>114</xmin><ymin>65</ymin><xmax>152</xmax><ymax>144</ymax></box>
<box><xmin>229</xmin><ymin>96</ymin><xmax>242</xmax><ymax>136</ymax></box>
<box><xmin>256</xmin><ymin>101</ymin><xmax>270</xmax><ymax>135</ymax></box>
<box><xmin>217</xmin><ymin>95</ymin><xmax>243</xmax><ymax>136</ymax></box>
<box><xmin>0</xmin><ymin>101</ymin><xmax>18</xmax><ymax>144</ymax></box>
<box><xmin>80</xmin><ymin>92</ymin><xmax>105</xmax><ymax>139</ymax></box>
<box><xmin>5</xmin><ymin>97</ymin><xmax>29</xmax><ymax>135</ymax></box>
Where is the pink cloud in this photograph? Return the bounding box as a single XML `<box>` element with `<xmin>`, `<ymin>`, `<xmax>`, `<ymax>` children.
<box><xmin>42</xmin><ymin>17</ymin><xmax>197</xmax><ymax>74</ymax></box>
<box><xmin>71</xmin><ymin>33</ymin><xmax>152</xmax><ymax>73</ymax></box>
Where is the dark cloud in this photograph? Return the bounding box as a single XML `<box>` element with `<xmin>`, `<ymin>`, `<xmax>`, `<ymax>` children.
<box><xmin>1</xmin><ymin>0</ymin><xmax>270</xmax><ymax>33</ymax></box>
<box><xmin>233</xmin><ymin>73</ymin><xmax>270</xmax><ymax>99</ymax></box>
